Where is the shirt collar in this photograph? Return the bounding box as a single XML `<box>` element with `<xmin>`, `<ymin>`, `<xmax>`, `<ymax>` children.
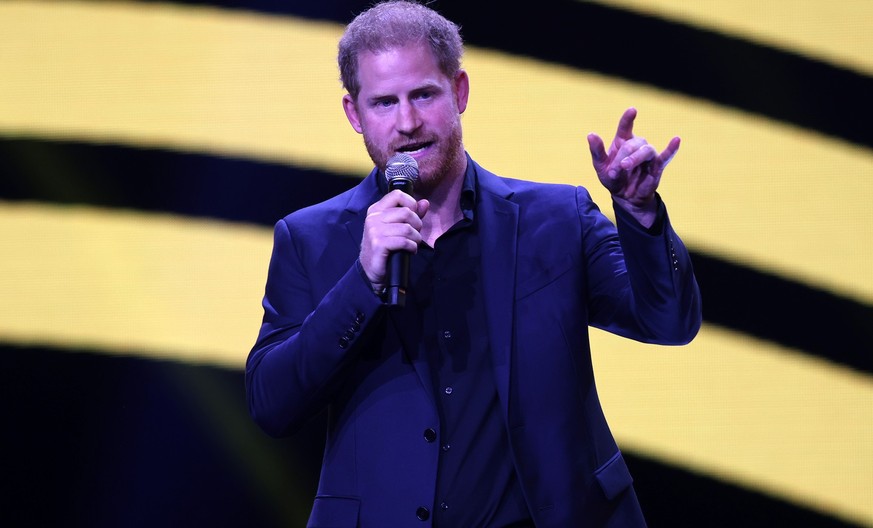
<box><xmin>459</xmin><ymin>153</ymin><xmax>478</xmax><ymax>220</ymax></box>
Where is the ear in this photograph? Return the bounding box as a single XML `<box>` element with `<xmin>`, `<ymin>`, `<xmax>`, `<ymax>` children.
<box><xmin>454</xmin><ymin>70</ymin><xmax>470</xmax><ymax>114</ymax></box>
<box><xmin>342</xmin><ymin>94</ymin><xmax>363</xmax><ymax>134</ymax></box>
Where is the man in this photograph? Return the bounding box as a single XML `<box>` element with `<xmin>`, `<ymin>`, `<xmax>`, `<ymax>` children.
<box><xmin>246</xmin><ymin>1</ymin><xmax>701</xmax><ymax>526</ymax></box>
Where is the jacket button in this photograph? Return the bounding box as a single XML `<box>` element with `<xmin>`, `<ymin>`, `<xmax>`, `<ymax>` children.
<box><xmin>416</xmin><ymin>506</ymin><xmax>430</xmax><ymax>521</ymax></box>
<box><xmin>423</xmin><ymin>428</ymin><xmax>437</xmax><ymax>442</ymax></box>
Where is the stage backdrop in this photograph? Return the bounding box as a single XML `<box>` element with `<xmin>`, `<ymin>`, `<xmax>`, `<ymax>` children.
<box><xmin>1</xmin><ymin>1</ymin><xmax>871</xmax><ymax>526</ymax></box>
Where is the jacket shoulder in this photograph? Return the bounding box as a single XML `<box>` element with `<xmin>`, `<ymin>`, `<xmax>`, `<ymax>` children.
<box><xmin>279</xmin><ymin>172</ymin><xmax>377</xmax><ymax>229</ymax></box>
<box><xmin>475</xmin><ymin>161</ymin><xmax>593</xmax><ymax>211</ymax></box>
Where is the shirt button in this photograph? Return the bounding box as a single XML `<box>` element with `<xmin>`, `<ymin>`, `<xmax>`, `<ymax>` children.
<box><xmin>441</xmin><ymin>444</ymin><xmax>451</xmax><ymax>452</ymax></box>
<box><xmin>440</xmin><ymin>501</ymin><xmax>449</xmax><ymax>510</ymax></box>
<box><xmin>444</xmin><ymin>386</ymin><xmax>453</xmax><ymax>395</ymax></box>
<box><xmin>424</xmin><ymin>428</ymin><xmax>437</xmax><ymax>443</ymax></box>
<box><xmin>416</xmin><ymin>506</ymin><xmax>430</xmax><ymax>521</ymax></box>
<box><xmin>443</xmin><ymin>330</ymin><xmax>452</xmax><ymax>339</ymax></box>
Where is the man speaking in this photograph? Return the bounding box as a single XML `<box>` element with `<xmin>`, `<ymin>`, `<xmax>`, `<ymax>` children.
<box><xmin>246</xmin><ymin>1</ymin><xmax>702</xmax><ymax>526</ymax></box>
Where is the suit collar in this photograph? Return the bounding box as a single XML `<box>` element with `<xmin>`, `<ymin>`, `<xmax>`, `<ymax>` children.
<box><xmin>345</xmin><ymin>167</ymin><xmax>382</xmax><ymax>214</ymax></box>
<box><xmin>473</xmin><ymin>161</ymin><xmax>518</xmax><ymax>415</ymax></box>
<box><xmin>339</xmin><ymin>168</ymin><xmax>380</xmax><ymax>247</ymax></box>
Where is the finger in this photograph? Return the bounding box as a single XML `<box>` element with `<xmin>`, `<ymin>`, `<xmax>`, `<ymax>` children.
<box><xmin>370</xmin><ymin>189</ymin><xmax>419</xmax><ymax>213</ymax></box>
<box><xmin>363</xmin><ymin>217</ymin><xmax>422</xmax><ymax>253</ymax></box>
<box><xmin>371</xmin><ymin>205</ymin><xmax>424</xmax><ymax>231</ymax></box>
<box><xmin>608</xmin><ymin>137</ymin><xmax>646</xmax><ymax>174</ymax></box>
<box><xmin>382</xmin><ymin>223</ymin><xmax>424</xmax><ymax>245</ymax></box>
<box><xmin>620</xmin><ymin>143</ymin><xmax>657</xmax><ymax>171</ymax></box>
<box><xmin>660</xmin><ymin>136</ymin><xmax>681</xmax><ymax>165</ymax></box>
<box><xmin>652</xmin><ymin>136</ymin><xmax>681</xmax><ymax>174</ymax></box>
<box><xmin>359</xmin><ymin>220</ymin><xmax>420</xmax><ymax>284</ymax></box>
<box><xmin>614</xmin><ymin>107</ymin><xmax>637</xmax><ymax>141</ymax></box>
<box><xmin>586</xmin><ymin>133</ymin><xmax>608</xmax><ymax>173</ymax></box>
<box><xmin>613</xmin><ymin>137</ymin><xmax>647</xmax><ymax>160</ymax></box>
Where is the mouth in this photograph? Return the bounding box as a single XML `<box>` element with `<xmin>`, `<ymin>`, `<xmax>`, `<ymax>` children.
<box><xmin>396</xmin><ymin>141</ymin><xmax>433</xmax><ymax>156</ymax></box>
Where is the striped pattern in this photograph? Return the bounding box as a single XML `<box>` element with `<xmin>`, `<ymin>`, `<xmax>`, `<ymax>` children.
<box><xmin>1</xmin><ymin>1</ymin><xmax>870</xmax><ymax>526</ymax></box>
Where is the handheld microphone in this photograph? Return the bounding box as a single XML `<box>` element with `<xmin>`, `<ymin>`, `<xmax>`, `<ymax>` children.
<box><xmin>384</xmin><ymin>153</ymin><xmax>419</xmax><ymax>307</ymax></box>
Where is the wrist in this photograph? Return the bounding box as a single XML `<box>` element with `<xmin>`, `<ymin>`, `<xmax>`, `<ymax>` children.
<box><xmin>370</xmin><ymin>282</ymin><xmax>386</xmax><ymax>298</ymax></box>
<box><xmin>612</xmin><ymin>195</ymin><xmax>657</xmax><ymax>229</ymax></box>
<box><xmin>355</xmin><ymin>259</ymin><xmax>386</xmax><ymax>298</ymax></box>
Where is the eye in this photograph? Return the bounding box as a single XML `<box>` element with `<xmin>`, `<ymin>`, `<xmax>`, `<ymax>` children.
<box><xmin>371</xmin><ymin>97</ymin><xmax>395</xmax><ymax>109</ymax></box>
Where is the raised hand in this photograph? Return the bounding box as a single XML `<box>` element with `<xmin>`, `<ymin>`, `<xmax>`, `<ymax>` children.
<box><xmin>587</xmin><ymin>107</ymin><xmax>680</xmax><ymax>227</ymax></box>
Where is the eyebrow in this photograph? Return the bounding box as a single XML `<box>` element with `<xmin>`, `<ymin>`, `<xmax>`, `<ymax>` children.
<box><xmin>367</xmin><ymin>81</ymin><xmax>445</xmax><ymax>103</ymax></box>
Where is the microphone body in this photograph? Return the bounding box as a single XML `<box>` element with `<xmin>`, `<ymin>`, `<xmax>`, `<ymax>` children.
<box><xmin>384</xmin><ymin>153</ymin><xmax>419</xmax><ymax>307</ymax></box>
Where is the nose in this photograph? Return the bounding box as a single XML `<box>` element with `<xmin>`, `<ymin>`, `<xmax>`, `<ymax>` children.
<box><xmin>396</xmin><ymin>101</ymin><xmax>421</xmax><ymax>134</ymax></box>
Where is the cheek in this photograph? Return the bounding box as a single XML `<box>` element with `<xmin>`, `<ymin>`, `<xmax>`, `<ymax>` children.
<box><xmin>360</xmin><ymin>115</ymin><xmax>392</xmax><ymax>139</ymax></box>
<box><xmin>431</xmin><ymin>106</ymin><xmax>461</xmax><ymax>131</ymax></box>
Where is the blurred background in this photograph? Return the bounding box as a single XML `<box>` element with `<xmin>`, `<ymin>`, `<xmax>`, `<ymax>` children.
<box><xmin>1</xmin><ymin>0</ymin><xmax>871</xmax><ymax>526</ymax></box>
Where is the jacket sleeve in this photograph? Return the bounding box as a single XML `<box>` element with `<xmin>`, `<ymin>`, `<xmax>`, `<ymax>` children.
<box><xmin>245</xmin><ymin>218</ymin><xmax>383</xmax><ymax>437</ymax></box>
<box><xmin>579</xmin><ymin>187</ymin><xmax>702</xmax><ymax>345</ymax></box>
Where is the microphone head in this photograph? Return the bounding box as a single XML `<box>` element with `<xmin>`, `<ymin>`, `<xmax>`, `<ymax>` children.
<box><xmin>385</xmin><ymin>153</ymin><xmax>419</xmax><ymax>187</ymax></box>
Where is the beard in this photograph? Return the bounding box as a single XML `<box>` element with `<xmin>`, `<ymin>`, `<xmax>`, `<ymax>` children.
<box><xmin>363</xmin><ymin>117</ymin><xmax>465</xmax><ymax>197</ymax></box>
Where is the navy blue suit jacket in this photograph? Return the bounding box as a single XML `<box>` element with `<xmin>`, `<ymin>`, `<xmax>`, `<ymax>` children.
<box><xmin>246</xmin><ymin>158</ymin><xmax>701</xmax><ymax>527</ymax></box>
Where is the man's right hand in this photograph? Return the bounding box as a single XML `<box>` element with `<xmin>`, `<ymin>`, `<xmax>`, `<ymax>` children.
<box><xmin>359</xmin><ymin>189</ymin><xmax>429</xmax><ymax>292</ymax></box>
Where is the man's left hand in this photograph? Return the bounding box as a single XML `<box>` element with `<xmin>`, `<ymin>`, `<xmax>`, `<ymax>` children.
<box><xmin>587</xmin><ymin>107</ymin><xmax>680</xmax><ymax>228</ymax></box>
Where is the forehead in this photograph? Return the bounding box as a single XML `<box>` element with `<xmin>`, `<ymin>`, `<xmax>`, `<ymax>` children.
<box><xmin>355</xmin><ymin>43</ymin><xmax>446</xmax><ymax>95</ymax></box>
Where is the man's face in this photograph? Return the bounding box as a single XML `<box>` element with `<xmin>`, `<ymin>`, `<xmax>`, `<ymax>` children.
<box><xmin>342</xmin><ymin>42</ymin><xmax>469</xmax><ymax>193</ymax></box>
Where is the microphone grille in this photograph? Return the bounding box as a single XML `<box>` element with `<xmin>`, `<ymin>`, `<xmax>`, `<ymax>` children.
<box><xmin>385</xmin><ymin>153</ymin><xmax>419</xmax><ymax>183</ymax></box>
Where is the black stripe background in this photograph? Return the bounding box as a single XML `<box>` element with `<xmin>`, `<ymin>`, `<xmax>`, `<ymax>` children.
<box><xmin>164</xmin><ymin>0</ymin><xmax>873</xmax><ymax>147</ymax></box>
<box><xmin>3</xmin><ymin>138</ymin><xmax>870</xmax><ymax>373</ymax></box>
<box><xmin>1</xmin><ymin>1</ymin><xmax>870</xmax><ymax>526</ymax></box>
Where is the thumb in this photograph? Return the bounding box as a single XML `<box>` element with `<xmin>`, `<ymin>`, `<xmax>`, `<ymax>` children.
<box><xmin>415</xmin><ymin>199</ymin><xmax>430</xmax><ymax>220</ymax></box>
<box><xmin>587</xmin><ymin>133</ymin><xmax>607</xmax><ymax>173</ymax></box>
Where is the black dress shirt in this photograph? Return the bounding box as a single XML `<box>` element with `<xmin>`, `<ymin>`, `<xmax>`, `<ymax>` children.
<box><xmin>398</xmin><ymin>161</ymin><xmax>533</xmax><ymax>527</ymax></box>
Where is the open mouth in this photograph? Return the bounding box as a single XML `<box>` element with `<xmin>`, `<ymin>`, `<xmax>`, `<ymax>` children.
<box><xmin>396</xmin><ymin>141</ymin><xmax>433</xmax><ymax>155</ymax></box>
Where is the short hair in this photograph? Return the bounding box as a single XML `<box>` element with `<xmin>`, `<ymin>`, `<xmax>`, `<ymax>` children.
<box><xmin>338</xmin><ymin>1</ymin><xmax>464</xmax><ymax>99</ymax></box>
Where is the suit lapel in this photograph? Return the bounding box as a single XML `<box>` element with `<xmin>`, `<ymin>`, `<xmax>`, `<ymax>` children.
<box><xmin>342</xmin><ymin>168</ymin><xmax>380</xmax><ymax>247</ymax></box>
<box><xmin>342</xmin><ymin>169</ymin><xmax>438</xmax><ymax>405</ymax></box>
<box><xmin>476</xmin><ymin>165</ymin><xmax>519</xmax><ymax>415</ymax></box>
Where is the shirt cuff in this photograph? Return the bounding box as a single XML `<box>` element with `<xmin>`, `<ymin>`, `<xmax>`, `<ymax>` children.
<box><xmin>613</xmin><ymin>194</ymin><xmax>666</xmax><ymax>236</ymax></box>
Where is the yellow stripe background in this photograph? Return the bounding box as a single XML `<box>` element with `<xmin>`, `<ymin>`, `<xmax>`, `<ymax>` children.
<box><xmin>592</xmin><ymin>326</ymin><xmax>873</xmax><ymax>526</ymax></box>
<box><xmin>0</xmin><ymin>201</ymin><xmax>270</xmax><ymax>367</ymax></box>
<box><xmin>1</xmin><ymin>1</ymin><xmax>871</xmax><ymax>525</ymax></box>
<box><xmin>584</xmin><ymin>0</ymin><xmax>873</xmax><ymax>76</ymax></box>
<box><xmin>2</xmin><ymin>0</ymin><xmax>871</xmax><ymax>304</ymax></box>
